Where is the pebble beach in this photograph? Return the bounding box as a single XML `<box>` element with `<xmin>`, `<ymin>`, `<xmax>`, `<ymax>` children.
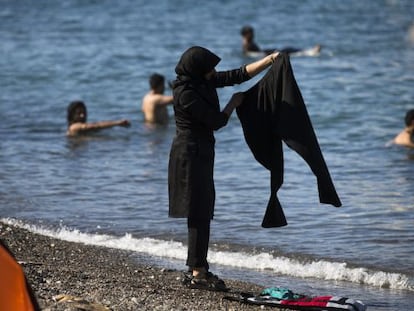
<box><xmin>0</xmin><ymin>222</ymin><xmax>273</xmax><ymax>311</ymax></box>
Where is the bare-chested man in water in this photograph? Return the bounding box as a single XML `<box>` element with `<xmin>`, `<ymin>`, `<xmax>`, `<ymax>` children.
<box><xmin>141</xmin><ymin>73</ymin><xmax>173</xmax><ymax>125</ymax></box>
<box><xmin>393</xmin><ymin>109</ymin><xmax>414</xmax><ymax>148</ymax></box>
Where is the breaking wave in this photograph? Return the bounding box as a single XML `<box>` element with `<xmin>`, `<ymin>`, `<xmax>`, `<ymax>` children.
<box><xmin>3</xmin><ymin>218</ymin><xmax>413</xmax><ymax>292</ymax></box>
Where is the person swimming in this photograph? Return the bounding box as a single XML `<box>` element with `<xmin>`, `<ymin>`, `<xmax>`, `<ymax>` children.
<box><xmin>141</xmin><ymin>73</ymin><xmax>173</xmax><ymax>125</ymax></box>
<box><xmin>240</xmin><ymin>25</ymin><xmax>321</xmax><ymax>57</ymax></box>
<box><xmin>66</xmin><ymin>100</ymin><xmax>130</xmax><ymax>136</ymax></box>
<box><xmin>393</xmin><ymin>109</ymin><xmax>414</xmax><ymax>148</ymax></box>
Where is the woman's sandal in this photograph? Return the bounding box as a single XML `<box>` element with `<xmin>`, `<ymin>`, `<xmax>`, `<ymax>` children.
<box><xmin>187</xmin><ymin>271</ymin><xmax>228</xmax><ymax>292</ymax></box>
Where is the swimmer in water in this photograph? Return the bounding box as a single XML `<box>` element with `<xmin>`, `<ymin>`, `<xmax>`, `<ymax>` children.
<box><xmin>240</xmin><ymin>25</ymin><xmax>321</xmax><ymax>57</ymax></box>
<box><xmin>66</xmin><ymin>100</ymin><xmax>130</xmax><ymax>136</ymax></box>
<box><xmin>141</xmin><ymin>73</ymin><xmax>173</xmax><ymax>125</ymax></box>
<box><xmin>393</xmin><ymin>109</ymin><xmax>414</xmax><ymax>148</ymax></box>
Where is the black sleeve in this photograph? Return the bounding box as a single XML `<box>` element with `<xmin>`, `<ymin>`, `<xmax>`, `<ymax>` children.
<box><xmin>213</xmin><ymin>66</ymin><xmax>251</xmax><ymax>88</ymax></box>
<box><xmin>180</xmin><ymin>89</ymin><xmax>229</xmax><ymax>131</ymax></box>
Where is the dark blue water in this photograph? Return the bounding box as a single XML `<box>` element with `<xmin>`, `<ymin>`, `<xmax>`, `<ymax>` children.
<box><xmin>1</xmin><ymin>1</ymin><xmax>414</xmax><ymax>309</ymax></box>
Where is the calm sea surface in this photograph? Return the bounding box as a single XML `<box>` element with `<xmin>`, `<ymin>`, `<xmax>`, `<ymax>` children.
<box><xmin>1</xmin><ymin>1</ymin><xmax>414</xmax><ymax>310</ymax></box>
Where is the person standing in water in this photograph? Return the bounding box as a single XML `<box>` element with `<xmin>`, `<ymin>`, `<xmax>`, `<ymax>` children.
<box><xmin>393</xmin><ymin>109</ymin><xmax>414</xmax><ymax>148</ymax></box>
<box><xmin>141</xmin><ymin>73</ymin><xmax>174</xmax><ymax>125</ymax></box>
<box><xmin>168</xmin><ymin>46</ymin><xmax>279</xmax><ymax>291</ymax></box>
<box><xmin>66</xmin><ymin>101</ymin><xmax>130</xmax><ymax>136</ymax></box>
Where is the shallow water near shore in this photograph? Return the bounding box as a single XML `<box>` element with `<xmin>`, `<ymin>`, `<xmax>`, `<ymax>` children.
<box><xmin>1</xmin><ymin>1</ymin><xmax>414</xmax><ymax>310</ymax></box>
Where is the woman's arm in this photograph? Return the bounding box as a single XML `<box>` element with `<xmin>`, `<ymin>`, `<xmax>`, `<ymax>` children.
<box><xmin>214</xmin><ymin>52</ymin><xmax>279</xmax><ymax>87</ymax></box>
<box><xmin>245</xmin><ymin>52</ymin><xmax>279</xmax><ymax>78</ymax></box>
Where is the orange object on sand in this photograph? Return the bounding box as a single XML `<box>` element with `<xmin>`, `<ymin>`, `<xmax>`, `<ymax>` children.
<box><xmin>0</xmin><ymin>243</ymin><xmax>38</xmax><ymax>311</ymax></box>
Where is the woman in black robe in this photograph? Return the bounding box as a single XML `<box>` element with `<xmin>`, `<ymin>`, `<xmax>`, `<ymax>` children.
<box><xmin>169</xmin><ymin>46</ymin><xmax>279</xmax><ymax>291</ymax></box>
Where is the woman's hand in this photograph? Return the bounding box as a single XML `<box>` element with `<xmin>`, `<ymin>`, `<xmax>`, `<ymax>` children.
<box><xmin>246</xmin><ymin>52</ymin><xmax>280</xmax><ymax>78</ymax></box>
<box><xmin>269</xmin><ymin>52</ymin><xmax>279</xmax><ymax>63</ymax></box>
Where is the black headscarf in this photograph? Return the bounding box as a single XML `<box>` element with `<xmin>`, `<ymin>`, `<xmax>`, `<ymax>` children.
<box><xmin>175</xmin><ymin>46</ymin><xmax>221</xmax><ymax>80</ymax></box>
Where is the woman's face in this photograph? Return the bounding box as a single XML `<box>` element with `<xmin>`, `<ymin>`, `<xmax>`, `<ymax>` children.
<box><xmin>204</xmin><ymin>68</ymin><xmax>216</xmax><ymax>80</ymax></box>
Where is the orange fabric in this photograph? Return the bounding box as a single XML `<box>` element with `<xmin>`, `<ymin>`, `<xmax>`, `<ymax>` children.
<box><xmin>0</xmin><ymin>245</ymin><xmax>35</xmax><ymax>311</ymax></box>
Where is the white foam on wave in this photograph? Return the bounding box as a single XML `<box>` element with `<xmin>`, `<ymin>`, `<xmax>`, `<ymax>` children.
<box><xmin>3</xmin><ymin>218</ymin><xmax>413</xmax><ymax>291</ymax></box>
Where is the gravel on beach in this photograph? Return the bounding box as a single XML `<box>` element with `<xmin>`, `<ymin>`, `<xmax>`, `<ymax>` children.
<box><xmin>0</xmin><ymin>222</ymin><xmax>277</xmax><ymax>311</ymax></box>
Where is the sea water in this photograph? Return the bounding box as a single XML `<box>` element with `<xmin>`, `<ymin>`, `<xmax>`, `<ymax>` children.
<box><xmin>1</xmin><ymin>0</ymin><xmax>413</xmax><ymax>310</ymax></box>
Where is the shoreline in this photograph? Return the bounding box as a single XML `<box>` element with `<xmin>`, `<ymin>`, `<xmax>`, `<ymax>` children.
<box><xmin>0</xmin><ymin>222</ymin><xmax>271</xmax><ymax>311</ymax></box>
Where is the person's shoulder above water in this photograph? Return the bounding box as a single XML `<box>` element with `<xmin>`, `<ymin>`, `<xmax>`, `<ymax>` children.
<box><xmin>393</xmin><ymin>129</ymin><xmax>414</xmax><ymax>148</ymax></box>
<box><xmin>393</xmin><ymin>109</ymin><xmax>414</xmax><ymax>148</ymax></box>
<box><xmin>141</xmin><ymin>73</ymin><xmax>173</xmax><ymax>125</ymax></box>
<box><xmin>66</xmin><ymin>100</ymin><xmax>130</xmax><ymax>137</ymax></box>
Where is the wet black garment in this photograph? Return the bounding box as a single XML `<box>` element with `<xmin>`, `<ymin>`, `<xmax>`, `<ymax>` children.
<box><xmin>236</xmin><ymin>53</ymin><xmax>342</xmax><ymax>228</ymax></box>
<box><xmin>168</xmin><ymin>46</ymin><xmax>251</xmax><ymax>219</ymax></box>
